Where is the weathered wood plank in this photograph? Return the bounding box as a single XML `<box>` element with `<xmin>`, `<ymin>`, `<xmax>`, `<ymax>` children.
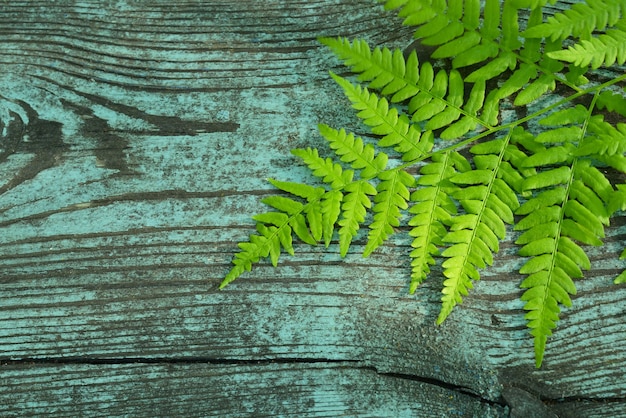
<box><xmin>0</xmin><ymin>361</ymin><xmax>506</xmax><ymax>417</ymax></box>
<box><xmin>1</xmin><ymin>0</ymin><xmax>625</xmax><ymax>416</ymax></box>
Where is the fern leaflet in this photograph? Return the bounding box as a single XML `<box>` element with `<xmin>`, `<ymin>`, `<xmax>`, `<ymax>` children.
<box><xmin>408</xmin><ymin>151</ymin><xmax>462</xmax><ymax>292</ymax></box>
<box><xmin>523</xmin><ymin>0</ymin><xmax>626</xmax><ymax>41</ymax></box>
<box><xmin>548</xmin><ymin>22</ymin><xmax>626</xmax><ymax>68</ymax></box>
<box><xmin>438</xmin><ymin>134</ymin><xmax>522</xmax><ymax>323</ymax></box>
<box><xmin>513</xmin><ymin>99</ymin><xmax>621</xmax><ymax>366</ymax></box>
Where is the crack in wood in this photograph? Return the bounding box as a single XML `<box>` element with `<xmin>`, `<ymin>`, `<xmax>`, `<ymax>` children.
<box><xmin>3</xmin><ymin>356</ymin><xmax>512</xmax><ymax>408</ymax></box>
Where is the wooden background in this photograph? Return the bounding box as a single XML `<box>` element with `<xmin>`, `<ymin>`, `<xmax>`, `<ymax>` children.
<box><xmin>1</xmin><ymin>1</ymin><xmax>625</xmax><ymax>416</ymax></box>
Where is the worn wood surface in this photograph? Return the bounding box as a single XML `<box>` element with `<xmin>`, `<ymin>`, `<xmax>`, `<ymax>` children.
<box><xmin>1</xmin><ymin>1</ymin><xmax>625</xmax><ymax>416</ymax></box>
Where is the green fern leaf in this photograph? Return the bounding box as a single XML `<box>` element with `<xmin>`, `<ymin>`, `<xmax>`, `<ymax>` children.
<box><xmin>261</xmin><ymin>195</ymin><xmax>304</xmax><ymax>215</ymax></box>
<box><xmin>318</xmin><ymin>124</ymin><xmax>388</xmax><ymax>179</ymax></box>
<box><xmin>516</xmin><ymin>233</ymin><xmax>588</xmax><ymax>368</ymax></box>
<box><xmin>221</xmin><ymin>223</ymin><xmax>291</xmax><ymax>289</ymax></box>
<box><xmin>596</xmin><ymin>90</ymin><xmax>626</xmax><ymax>117</ymax></box>
<box><xmin>465</xmin><ymin>53</ymin><xmax>517</xmax><ymax>83</ymax></box>
<box><xmin>577</xmin><ymin>117</ymin><xmax>626</xmax><ymax>159</ymax></box>
<box><xmin>514</xmin><ymin>73</ymin><xmax>557</xmax><ymax>106</ymax></box>
<box><xmin>223</xmin><ymin>0</ymin><xmax>626</xmax><ymax>369</ymax></box>
<box><xmin>319</xmin><ymin>37</ymin><xmax>420</xmax><ymax>101</ymax></box>
<box><xmin>548</xmin><ymin>24</ymin><xmax>626</xmax><ymax>68</ymax></box>
<box><xmin>523</xmin><ymin>0</ymin><xmax>626</xmax><ymax>41</ymax></box>
<box><xmin>250</xmin><ymin>214</ymin><xmax>294</xmax><ymax>255</ymax></box>
<box><xmin>382</xmin><ymin>0</ymin><xmax>571</xmax><ymax>111</ymax></box>
<box><xmin>514</xmin><ymin>177</ymin><xmax>600</xmax><ymax>367</ymax></box>
<box><xmin>330</xmin><ymin>72</ymin><xmax>431</xmax><ymax>160</ymax></box>
<box><xmin>338</xmin><ymin>180</ymin><xmax>377</xmax><ymax>257</ymax></box>
<box><xmin>267</xmin><ymin>178</ymin><xmax>325</xmax><ymax>202</ymax></box>
<box><xmin>438</xmin><ymin>135</ymin><xmax>521</xmax><ymax>324</ymax></box>
<box><xmin>495</xmin><ymin>64</ymin><xmax>538</xmax><ymax>101</ymax></box>
<box><xmin>321</xmin><ymin>190</ymin><xmax>343</xmax><ymax>247</ymax></box>
<box><xmin>538</xmin><ymin>104</ymin><xmax>587</xmax><ymax>125</ymax></box>
<box><xmin>291</xmin><ymin>147</ymin><xmax>353</xmax><ymax>189</ymax></box>
<box><xmin>283</xmin><ymin>147</ymin><xmax>348</xmax><ymax>245</ymax></box>
<box><xmin>407</xmin><ymin>151</ymin><xmax>462</xmax><ymax>292</ymax></box>
<box><xmin>265</xmin><ymin>181</ymin><xmax>325</xmax><ymax>245</ymax></box>
<box><xmin>364</xmin><ymin>169</ymin><xmax>415</xmax><ymax>257</ymax></box>
<box><xmin>323</xmin><ymin>37</ymin><xmax>492</xmax><ymax>139</ymax></box>
<box><xmin>221</xmin><ymin>179</ymin><xmax>327</xmax><ymax>288</ymax></box>
<box><xmin>379</xmin><ymin>0</ymin><xmax>442</xmax><ymax>27</ymax></box>
<box><xmin>411</xmin><ymin>67</ymin><xmax>492</xmax><ymax>137</ymax></box>
<box><xmin>432</xmin><ymin>31</ymin><xmax>482</xmax><ymax>60</ymax></box>
<box><xmin>513</xmin><ymin>108</ymin><xmax>621</xmax><ymax>366</ymax></box>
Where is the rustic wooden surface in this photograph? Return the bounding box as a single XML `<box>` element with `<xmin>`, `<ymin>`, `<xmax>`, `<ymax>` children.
<box><xmin>1</xmin><ymin>1</ymin><xmax>625</xmax><ymax>417</ymax></box>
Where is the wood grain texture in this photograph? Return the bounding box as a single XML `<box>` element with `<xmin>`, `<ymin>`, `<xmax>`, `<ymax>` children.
<box><xmin>0</xmin><ymin>0</ymin><xmax>625</xmax><ymax>416</ymax></box>
<box><xmin>0</xmin><ymin>361</ymin><xmax>505</xmax><ymax>417</ymax></box>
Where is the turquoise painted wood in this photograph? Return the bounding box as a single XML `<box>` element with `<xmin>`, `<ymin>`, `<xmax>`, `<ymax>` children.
<box><xmin>0</xmin><ymin>1</ymin><xmax>625</xmax><ymax>417</ymax></box>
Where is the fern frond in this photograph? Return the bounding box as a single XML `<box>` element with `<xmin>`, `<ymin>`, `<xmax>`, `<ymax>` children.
<box><xmin>410</xmin><ymin>68</ymin><xmax>490</xmax><ymax>138</ymax></box>
<box><xmin>407</xmin><ymin>151</ymin><xmax>464</xmax><ymax>292</ymax></box>
<box><xmin>291</xmin><ymin>147</ymin><xmax>353</xmax><ymax>189</ymax></box>
<box><xmin>220</xmin><ymin>180</ymin><xmax>325</xmax><ymax>288</ymax></box>
<box><xmin>577</xmin><ymin>116</ymin><xmax>626</xmax><ymax>159</ymax></box>
<box><xmin>320</xmin><ymin>190</ymin><xmax>343</xmax><ymax>247</ymax></box>
<box><xmin>292</xmin><ymin>126</ymin><xmax>385</xmax><ymax>255</ymax></box>
<box><xmin>317</xmin><ymin>124</ymin><xmax>388</xmax><ymax>179</ymax></box>
<box><xmin>382</xmin><ymin>0</ymin><xmax>567</xmax><ymax>117</ymax></box>
<box><xmin>514</xmin><ymin>171</ymin><xmax>599</xmax><ymax>368</ymax></box>
<box><xmin>338</xmin><ymin>180</ymin><xmax>377</xmax><ymax>257</ymax></box>
<box><xmin>379</xmin><ymin>0</ymin><xmax>446</xmax><ymax>28</ymax></box>
<box><xmin>548</xmin><ymin>22</ymin><xmax>626</xmax><ymax>68</ymax></box>
<box><xmin>223</xmin><ymin>0</ymin><xmax>626</xmax><ymax>369</ymax></box>
<box><xmin>323</xmin><ymin>37</ymin><xmax>493</xmax><ymax>138</ymax></box>
<box><xmin>364</xmin><ymin>169</ymin><xmax>415</xmax><ymax>257</ymax></box>
<box><xmin>437</xmin><ymin>134</ymin><xmax>521</xmax><ymax>324</ymax></box>
<box><xmin>523</xmin><ymin>0</ymin><xmax>626</xmax><ymax>41</ymax></box>
<box><xmin>221</xmin><ymin>224</ymin><xmax>287</xmax><ymax>289</ymax></box>
<box><xmin>517</xmin><ymin>237</ymin><xmax>583</xmax><ymax>368</ymax></box>
<box><xmin>330</xmin><ymin>72</ymin><xmax>432</xmax><ymax>160</ymax></box>
<box><xmin>262</xmin><ymin>181</ymin><xmax>323</xmax><ymax>247</ymax></box>
<box><xmin>288</xmin><ymin>147</ymin><xmax>351</xmax><ymax>247</ymax></box>
<box><xmin>380</xmin><ymin>0</ymin><xmax>516</xmax><ymax>51</ymax></box>
<box><xmin>319</xmin><ymin>37</ymin><xmax>420</xmax><ymax>102</ymax></box>
<box><xmin>512</xmin><ymin>101</ymin><xmax>624</xmax><ymax>366</ymax></box>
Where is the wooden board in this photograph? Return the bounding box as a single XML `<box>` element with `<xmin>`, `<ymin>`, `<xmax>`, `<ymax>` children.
<box><xmin>1</xmin><ymin>1</ymin><xmax>625</xmax><ymax>416</ymax></box>
<box><xmin>0</xmin><ymin>361</ymin><xmax>506</xmax><ymax>417</ymax></box>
